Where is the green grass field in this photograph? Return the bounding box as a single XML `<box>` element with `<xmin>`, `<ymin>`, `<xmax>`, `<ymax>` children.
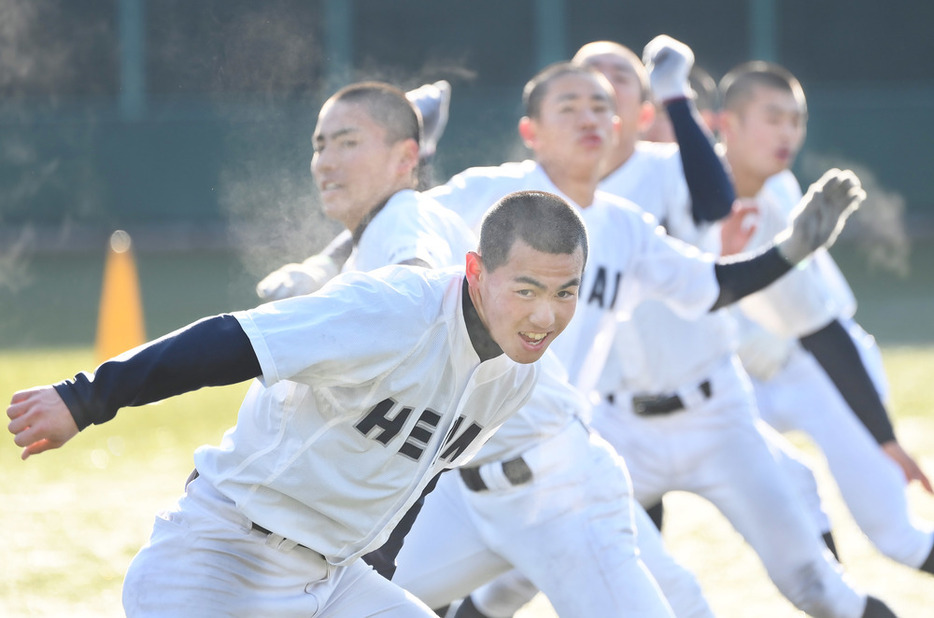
<box><xmin>1</xmin><ymin>241</ymin><xmax>932</xmax><ymax>616</ymax></box>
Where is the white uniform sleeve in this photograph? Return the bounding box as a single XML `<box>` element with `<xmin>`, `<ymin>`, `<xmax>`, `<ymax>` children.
<box><xmin>426</xmin><ymin>161</ymin><xmax>536</xmax><ymax>232</ymax></box>
<box><xmin>737</xmin><ymin>171</ymin><xmax>857</xmax><ymax>337</ymax></box>
<box><xmin>234</xmin><ymin>266</ymin><xmax>439</xmax><ymax>387</ymax></box>
<box><xmin>354</xmin><ymin>192</ymin><xmax>477</xmax><ymax>271</ymax></box>
<box><xmin>616</xmin><ymin>208</ymin><xmax>720</xmax><ymax>320</ymax></box>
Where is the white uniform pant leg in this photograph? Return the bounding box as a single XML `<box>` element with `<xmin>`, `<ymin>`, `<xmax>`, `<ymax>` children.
<box><xmin>464</xmin><ymin>424</ymin><xmax>675</xmax><ymax>618</ymax></box>
<box><xmin>392</xmin><ymin>469</ymin><xmax>515</xmax><ymax>610</ymax></box>
<box><xmin>466</xmin><ymin>503</ymin><xmax>714</xmax><ymax>618</ymax></box>
<box><xmin>123</xmin><ymin>476</ymin><xmax>435</xmax><ymax>618</ymax></box>
<box><xmin>469</xmin><ymin>569</ymin><xmax>543</xmax><ymax>617</ymax></box>
<box><xmin>630</xmin><ymin>501</ymin><xmax>715</xmax><ymax>618</ymax></box>
<box><xmin>395</xmin><ymin>421</ymin><xmax>676</xmax><ymax>617</ymax></box>
<box><xmin>756</xmin><ymin>418</ymin><xmax>834</xmax><ymax>536</ymax></box>
<box><xmin>594</xmin><ymin>358</ymin><xmax>867</xmax><ymax>618</ymax></box>
<box><xmin>755</xmin><ymin>345</ymin><xmax>934</xmax><ymax>567</ymax></box>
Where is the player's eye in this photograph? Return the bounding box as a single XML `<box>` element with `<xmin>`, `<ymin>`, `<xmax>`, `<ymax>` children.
<box><xmin>556</xmin><ymin>289</ymin><xmax>577</xmax><ymax>299</ymax></box>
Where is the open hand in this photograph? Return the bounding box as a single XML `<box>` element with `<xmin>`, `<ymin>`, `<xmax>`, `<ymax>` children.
<box><xmin>7</xmin><ymin>386</ymin><xmax>79</xmax><ymax>460</ymax></box>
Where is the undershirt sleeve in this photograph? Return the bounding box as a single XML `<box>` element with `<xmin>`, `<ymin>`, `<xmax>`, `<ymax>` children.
<box><xmin>54</xmin><ymin>314</ymin><xmax>261</xmax><ymax>430</ymax></box>
<box><xmin>666</xmin><ymin>97</ymin><xmax>735</xmax><ymax>223</ymax></box>
<box><xmin>799</xmin><ymin>319</ymin><xmax>896</xmax><ymax>444</ymax></box>
<box><xmin>710</xmin><ymin>246</ymin><xmax>792</xmax><ymax>311</ymax></box>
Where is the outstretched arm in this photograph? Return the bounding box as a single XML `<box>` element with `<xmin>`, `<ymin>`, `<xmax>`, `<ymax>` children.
<box><xmin>7</xmin><ymin>314</ymin><xmax>260</xmax><ymax>459</ymax></box>
<box><xmin>643</xmin><ymin>34</ymin><xmax>735</xmax><ymax>223</ymax></box>
<box><xmin>710</xmin><ymin>168</ymin><xmax>864</xmax><ymax>310</ymax></box>
<box><xmin>800</xmin><ymin>319</ymin><xmax>933</xmax><ymax>493</ymax></box>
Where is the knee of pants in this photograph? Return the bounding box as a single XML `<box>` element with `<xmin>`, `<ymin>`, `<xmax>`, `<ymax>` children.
<box><xmin>770</xmin><ymin>561</ymin><xmax>841</xmax><ymax>618</ymax></box>
<box><xmin>862</xmin><ymin>521</ymin><xmax>933</xmax><ymax>567</ymax></box>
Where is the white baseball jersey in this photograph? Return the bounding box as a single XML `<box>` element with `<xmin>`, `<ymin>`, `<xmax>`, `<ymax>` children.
<box><xmin>599</xmin><ymin>140</ymin><xmax>699</xmax><ymax>244</ymax></box>
<box><xmin>426</xmin><ymin>160</ymin><xmax>719</xmax><ymax>463</ymax></box>
<box><xmin>194</xmin><ymin>265</ymin><xmax>537</xmax><ymax>565</ymax></box>
<box><xmin>734</xmin><ymin>169</ymin><xmax>857</xmax><ymax>337</ymax></box>
<box><xmin>596</xmin><ymin>141</ymin><xmax>738</xmax><ymax>395</ymax></box>
<box><xmin>345</xmin><ymin>189</ymin><xmax>476</xmax><ymax>273</ymax></box>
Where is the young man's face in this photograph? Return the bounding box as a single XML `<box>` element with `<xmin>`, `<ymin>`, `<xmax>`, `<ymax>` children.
<box><xmin>311</xmin><ymin>100</ymin><xmax>416</xmax><ymax>230</ymax></box>
<box><xmin>523</xmin><ymin>72</ymin><xmax>618</xmax><ymax>178</ymax></box>
<box><xmin>578</xmin><ymin>52</ymin><xmax>647</xmax><ymax>142</ymax></box>
<box><xmin>467</xmin><ymin>239</ymin><xmax>584</xmax><ymax>365</ymax></box>
<box><xmin>721</xmin><ymin>84</ymin><xmax>806</xmax><ymax>182</ymax></box>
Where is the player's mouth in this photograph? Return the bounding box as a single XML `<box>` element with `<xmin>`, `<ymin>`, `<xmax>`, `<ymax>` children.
<box><xmin>519</xmin><ymin>330</ymin><xmax>549</xmax><ymax>349</ymax></box>
<box><xmin>774</xmin><ymin>148</ymin><xmax>793</xmax><ymax>163</ymax></box>
<box><xmin>579</xmin><ymin>133</ymin><xmax>604</xmax><ymax>148</ymax></box>
<box><xmin>319</xmin><ymin>181</ymin><xmax>343</xmax><ymax>194</ymax></box>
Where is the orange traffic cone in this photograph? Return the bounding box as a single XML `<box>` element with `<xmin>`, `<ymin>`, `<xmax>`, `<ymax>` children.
<box><xmin>95</xmin><ymin>230</ymin><xmax>146</xmax><ymax>363</ymax></box>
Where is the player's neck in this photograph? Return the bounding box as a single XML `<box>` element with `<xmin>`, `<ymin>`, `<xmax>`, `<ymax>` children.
<box><xmin>539</xmin><ymin>163</ymin><xmax>598</xmax><ymax>208</ymax></box>
<box><xmin>601</xmin><ymin>140</ymin><xmax>637</xmax><ymax>178</ymax></box>
<box><xmin>726</xmin><ymin>159</ymin><xmax>767</xmax><ymax>199</ymax></box>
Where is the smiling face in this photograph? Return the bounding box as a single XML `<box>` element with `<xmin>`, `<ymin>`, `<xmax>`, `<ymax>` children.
<box><xmin>311</xmin><ymin>99</ymin><xmax>418</xmax><ymax>230</ymax></box>
<box><xmin>520</xmin><ymin>71</ymin><xmax>618</xmax><ymax>183</ymax></box>
<box><xmin>466</xmin><ymin>239</ymin><xmax>584</xmax><ymax>364</ymax></box>
<box><xmin>721</xmin><ymin>84</ymin><xmax>806</xmax><ymax>191</ymax></box>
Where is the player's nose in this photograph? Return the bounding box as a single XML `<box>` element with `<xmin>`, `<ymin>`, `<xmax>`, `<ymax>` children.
<box><xmin>528</xmin><ymin>300</ymin><xmax>556</xmax><ymax>329</ymax></box>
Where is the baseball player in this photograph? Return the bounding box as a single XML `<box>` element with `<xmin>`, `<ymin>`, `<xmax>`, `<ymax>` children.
<box><xmin>716</xmin><ymin>61</ymin><xmax>934</xmax><ymax>576</ymax></box>
<box><xmin>384</xmin><ymin>53</ymin><xmax>884</xmax><ymax>618</ymax></box>
<box><xmin>446</xmin><ymin>39</ymin><xmax>893</xmax><ymax>618</ymax></box>
<box><xmin>255</xmin><ymin>79</ymin><xmax>454</xmax><ymax>301</ymax></box>
<box><xmin>5</xmin><ymin>81</ymin><xmax>593</xmax><ymax>615</ymax></box>
<box><xmin>630</xmin><ymin>50</ymin><xmax>840</xmax><ymax>553</ymax></box>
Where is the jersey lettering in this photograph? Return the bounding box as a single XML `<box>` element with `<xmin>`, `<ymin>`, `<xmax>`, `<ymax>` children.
<box><xmin>586</xmin><ymin>266</ymin><xmax>623</xmax><ymax>309</ymax></box>
<box><xmin>440</xmin><ymin>416</ymin><xmax>483</xmax><ymax>462</ymax></box>
<box><xmin>399</xmin><ymin>409</ymin><xmax>442</xmax><ymax>461</ymax></box>
<box><xmin>355</xmin><ymin>398</ymin><xmax>414</xmax><ymax>445</ymax></box>
<box><xmin>355</xmin><ymin>399</ymin><xmax>483</xmax><ymax>463</ymax></box>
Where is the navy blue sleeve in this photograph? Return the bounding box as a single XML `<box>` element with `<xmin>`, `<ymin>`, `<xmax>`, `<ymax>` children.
<box><xmin>799</xmin><ymin>319</ymin><xmax>896</xmax><ymax>445</ymax></box>
<box><xmin>666</xmin><ymin>97</ymin><xmax>735</xmax><ymax>223</ymax></box>
<box><xmin>53</xmin><ymin>314</ymin><xmax>261</xmax><ymax>430</ymax></box>
<box><xmin>710</xmin><ymin>245</ymin><xmax>793</xmax><ymax>311</ymax></box>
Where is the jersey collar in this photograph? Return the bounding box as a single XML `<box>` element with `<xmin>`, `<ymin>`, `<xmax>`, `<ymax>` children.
<box><xmin>461</xmin><ymin>277</ymin><xmax>503</xmax><ymax>362</ymax></box>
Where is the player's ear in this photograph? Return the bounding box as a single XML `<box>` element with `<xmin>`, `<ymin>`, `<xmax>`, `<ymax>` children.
<box><xmin>394</xmin><ymin>138</ymin><xmax>420</xmax><ymax>177</ymax></box>
<box><xmin>465</xmin><ymin>251</ymin><xmax>484</xmax><ymax>286</ymax></box>
<box><xmin>718</xmin><ymin>109</ymin><xmax>737</xmax><ymax>140</ymax></box>
<box><xmin>636</xmin><ymin>101</ymin><xmax>656</xmax><ymax>133</ymax></box>
<box><xmin>518</xmin><ymin>116</ymin><xmax>536</xmax><ymax>148</ymax></box>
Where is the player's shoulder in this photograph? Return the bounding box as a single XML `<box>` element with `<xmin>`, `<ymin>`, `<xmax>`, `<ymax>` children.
<box><xmin>591</xmin><ymin>190</ymin><xmax>663</xmax><ymax>236</ymax></box>
<box><xmin>593</xmin><ymin>189</ymin><xmax>656</xmax><ymax>221</ymax></box>
<box><xmin>759</xmin><ymin>169</ymin><xmax>803</xmax><ymax>214</ymax></box>
<box><xmin>451</xmin><ymin>159</ymin><xmax>537</xmax><ymax>180</ymax></box>
<box><xmin>634</xmin><ymin>139</ymin><xmax>681</xmax><ymax>160</ymax></box>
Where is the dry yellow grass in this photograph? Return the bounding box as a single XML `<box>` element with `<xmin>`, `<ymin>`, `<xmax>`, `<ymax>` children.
<box><xmin>1</xmin><ymin>346</ymin><xmax>932</xmax><ymax>617</ymax></box>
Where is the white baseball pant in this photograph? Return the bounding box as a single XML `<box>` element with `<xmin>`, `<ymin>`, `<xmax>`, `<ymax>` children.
<box><xmin>122</xmin><ymin>475</ymin><xmax>436</xmax><ymax>617</ymax></box>
<box><xmin>593</xmin><ymin>355</ymin><xmax>868</xmax><ymax>618</ymax></box>
<box><xmin>391</xmin><ymin>419</ymin><xmax>684</xmax><ymax>617</ymax></box>
<box><xmin>753</xmin><ymin>320</ymin><xmax>934</xmax><ymax>568</ymax></box>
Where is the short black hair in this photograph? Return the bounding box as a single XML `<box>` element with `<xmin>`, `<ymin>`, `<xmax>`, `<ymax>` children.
<box><xmin>522</xmin><ymin>62</ymin><xmax>614</xmax><ymax>119</ymax></box>
<box><xmin>478</xmin><ymin>191</ymin><xmax>588</xmax><ymax>272</ymax></box>
<box><xmin>328</xmin><ymin>81</ymin><xmax>422</xmax><ymax>146</ymax></box>
<box><xmin>719</xmin><ymin>61</ymin><xmax>806</xmax><ymax>117</ymax></box>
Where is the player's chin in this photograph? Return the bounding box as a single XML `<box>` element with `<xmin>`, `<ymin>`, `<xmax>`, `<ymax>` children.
<box><xmin>506</xmin><ymin>334</ymin><xmax>553</xmax><ymax>364</ymax></box>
